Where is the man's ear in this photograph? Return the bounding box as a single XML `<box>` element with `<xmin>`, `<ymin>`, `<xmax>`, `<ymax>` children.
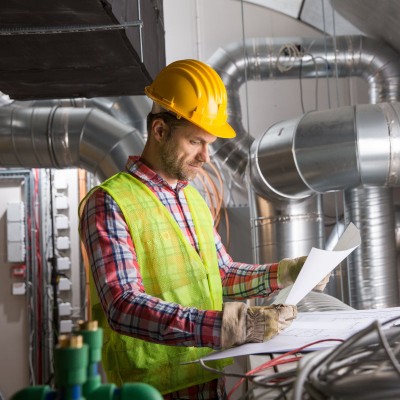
<box><xmin>152</xmin><ymin>118</ymin><xmax>168</xmax><ymax>142</ymax></box>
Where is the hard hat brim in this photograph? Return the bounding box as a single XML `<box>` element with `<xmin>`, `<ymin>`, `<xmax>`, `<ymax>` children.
<box><xmin>201</xmin><ymin>121</ymin><xmax>236</xmax><ymax>139</ymax></box>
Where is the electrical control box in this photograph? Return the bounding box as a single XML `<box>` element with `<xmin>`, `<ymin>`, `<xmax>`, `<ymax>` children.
<box><xmin>59</xmin><ymin>319</ymin><xmax>73</xmax><ymax>333</ymax></box>
<box><xmin>58</xmin><ymin>302</ymin><xmax>72</xmax><ymax>316</ymax></box>
<box><xmin>58</xmin><ymin>277</ymin><xmax>72</xmax><ymax>291</ymax></box>
<box><xmin>55</xmin><ymin>215</ymin><xmax>69</xmax><ymax>230</ymax></box>
<box><xmin>7</xmin><ymin>242</ymin><xmax>25</xmax><ymax>262</ymax></box>
<box><xmin>7</xmin><ymin>201</ymin><xmax>24</xmax><ymax>222</ymax></box>
<box><xmin>7</xmin><ymin>202</ymin><xmax>26</xmax><ymax>263</ymax></box>
<box><xmin>57</xmin><ymin>257</ymin><xmax>71</xmax><ymax>271</ymax></box>
<box><xmin>56</xmin><ymin>236</ymin><xmax>70</xmax><ymax>250</ymax></box>
<box><xmin>55</xmin><ymin>195</ymin><xmax>69</xmax><ymax>210</ymax></box>
<box><xmin>53</xmin><ymin>171</ymin><xmax>68</xmax><ymax>190</ymax></box>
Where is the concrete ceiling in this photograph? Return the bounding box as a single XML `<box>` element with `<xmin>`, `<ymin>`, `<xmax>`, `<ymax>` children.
<box><xmin>333</xmin><ymin>0</ymin><xmax>400</xmax><ymax>54</ymax></box>
<box><xmin>0</xmin><ymin>0</ymin><xmax>165</xmax><ymax>100</ymax></box>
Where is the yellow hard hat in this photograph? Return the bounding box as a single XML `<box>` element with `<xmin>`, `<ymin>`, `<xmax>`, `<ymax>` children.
<box><xmin>144</xmin><ymin>59</ymin><xmax>236</xmax><ymax>139</ymax></box>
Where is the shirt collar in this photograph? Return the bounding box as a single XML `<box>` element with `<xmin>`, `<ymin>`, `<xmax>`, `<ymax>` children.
<box><xmin>125</xmin><ymin>156</ymin><xmax>189</xmax><ymax>191</ymax></box>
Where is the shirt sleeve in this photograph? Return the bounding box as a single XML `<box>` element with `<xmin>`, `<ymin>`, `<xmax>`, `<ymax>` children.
<box><xmin>79</xmin><ymin>188</ymin><xmax>224</xmax><ymax>349</ymax></box>
<box><xmin>214</xmin><ymin>229</ymin><xmax>280</xmax><ymax>299</ymax></box>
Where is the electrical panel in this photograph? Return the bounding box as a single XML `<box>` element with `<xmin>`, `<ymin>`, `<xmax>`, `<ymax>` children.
<box><xmin>52</xmin><ymin>170</ymin><xmax>76</xmax><ymax>339</ymax></box>
<box><xmin>12</xmin><ymin>282</ymin><xmax>26</xmax><ymax>295</ymax></box>
<box><xmin>55</xmin><ymin>215</ymin><xmax>69</xmax><ymax>230</ymax></box>
<box><xmin>59</xmin><ymin>319</ymin><xmax>73</xmax><ymax>333</ymax></box>
<box><xmin>6</xmin><ymin>201</ymin><xmax>25</xmax><ymax>263</ymax></box>
<box><xmin>58</xmin><ymin>302</ymin><xmax>72</xmax><ymax>316</ymax></box>
<box><xmin>57</xmin><ymin>256</ymin><xmax>71</xmax><ymax>271</ymax></box>
<box><xmin>58</xmin><ymin>277</ymin><xmax>72</xmax><ymax>291</ymax></box>
<box><xmin>56</xmin><ymin>236</ymin><xmax>70</xmax><ymax>250</ymax></box>
<box><xmin>55</xmin><ymin>195</ymin><xmax>69</xmax><ymax>210</ymax></box>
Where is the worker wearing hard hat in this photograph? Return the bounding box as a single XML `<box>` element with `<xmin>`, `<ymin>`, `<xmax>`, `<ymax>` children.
<box><xmin>79</xmin><ymin>59</ymin><xmax>328</xmax><ymax>399</ymax></box>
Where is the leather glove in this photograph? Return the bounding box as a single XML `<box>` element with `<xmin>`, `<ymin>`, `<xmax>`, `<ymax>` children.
<box><xmin>277</xmin><ymin>256</ymin><xmax>330</xmax><ymax>292</ymax></box>
<box><xmin>221</xmin><ymin>302</ymin><xmax>297</xmax><ymax>348</ymax></box>
<box><xmin>277</xmin><ymin>256</ymin><xmax>307</xmax><ymax>287</ymax></box>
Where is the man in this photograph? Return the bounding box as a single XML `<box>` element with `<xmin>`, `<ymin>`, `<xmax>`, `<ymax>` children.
<box><xmin>79</xmin><ymin>59</ymin><xmax>323</xmax><ymax>399</ymax></box>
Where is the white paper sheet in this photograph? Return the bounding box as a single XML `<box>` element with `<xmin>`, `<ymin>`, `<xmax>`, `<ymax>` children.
<box><xmin>273</xmin><ymin>222</ymin><xmax>361</xmax><ymax>305</ymax></box>
<box><xmin>200</xmin><ymin>307</ymin><xmax>400</xmax><ymax>361</ymax></box>
<box><xmin>197</xmin><ymin>223</ymin><xmax>364</xmax><ymax>363</ymax></box>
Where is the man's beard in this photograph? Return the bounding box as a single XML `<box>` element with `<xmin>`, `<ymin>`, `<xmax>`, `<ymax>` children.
<box><xmin>160</xmin><ymin>139</ymin><xmax>196</xmax><ymax>181</ymax></box>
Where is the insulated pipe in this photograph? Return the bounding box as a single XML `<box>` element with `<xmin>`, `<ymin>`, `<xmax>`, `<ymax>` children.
<box><xmin>0</xmin><ymin>106</ymin><xmax>145</xmax><ymax>181</ymax></box>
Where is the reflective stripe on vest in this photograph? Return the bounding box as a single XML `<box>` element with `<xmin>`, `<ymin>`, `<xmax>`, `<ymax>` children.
<box><xmin>81</xmin><ymin>172</ymin><xmax>231</xmax><ymax>393</ymax></box>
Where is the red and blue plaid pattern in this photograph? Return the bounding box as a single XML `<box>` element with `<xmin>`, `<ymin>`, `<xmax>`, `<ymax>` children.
<box><xmin>79</xmin><ymin>156</ymin><xmax>280</xmax><ymax>398</ymax></box>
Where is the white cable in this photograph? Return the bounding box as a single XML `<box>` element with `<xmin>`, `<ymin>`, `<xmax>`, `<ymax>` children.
<box><xmin>276</xmin><ymin>43</ymin><xmax>302</xmax><ymax>72</ymax></box>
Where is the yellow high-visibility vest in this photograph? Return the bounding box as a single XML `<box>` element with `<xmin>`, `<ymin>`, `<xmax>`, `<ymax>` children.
<box><xmin>81</xmin><ymin>172</ymin><xmax>231</xmax><ymax>394</ymax></box>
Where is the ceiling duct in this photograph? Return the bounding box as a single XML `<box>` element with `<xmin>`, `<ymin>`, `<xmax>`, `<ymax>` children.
<box><xmin>0</xmin><ymin>0</ymin><xmax>165</xmax><ymax>100</ymax></box>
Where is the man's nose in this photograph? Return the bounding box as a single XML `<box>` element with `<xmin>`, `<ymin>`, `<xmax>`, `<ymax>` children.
<box><xmin>199</xmin><ymin>144</ymin><xmax>210</xmax><ymax>163</ymax></box>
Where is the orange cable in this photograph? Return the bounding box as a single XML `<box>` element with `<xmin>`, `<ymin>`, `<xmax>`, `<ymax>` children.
<box><xmin>197</xmin><ymin>161</ymin><xmax>231</xmax><ymax>249</ymax></box>
<box><xmin>78</xmin><ymin>169</ymin><xmax>91</xmax><ymax>321</ymax></box>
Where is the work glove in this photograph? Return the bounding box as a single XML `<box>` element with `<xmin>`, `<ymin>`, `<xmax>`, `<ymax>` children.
<box><xmin>277</xmin><ymin>256</ymin><xmax>307</xmax><ymax>287</ymax></box>
<box><xmin>221</xmin><ymin>302</ymin><xmax>297</xmax><ymax>348</ymax></box>
<box><xmin>277</xmin><ymin>256</ymin><xmax>330</xmax><ymax>292</ymax></box>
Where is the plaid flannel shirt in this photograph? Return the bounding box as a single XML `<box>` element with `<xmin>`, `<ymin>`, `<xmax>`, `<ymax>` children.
<box><xmin>79</xmin><ymin>156</ymin><xmax>280</xmax><ymax>399</ymax></box>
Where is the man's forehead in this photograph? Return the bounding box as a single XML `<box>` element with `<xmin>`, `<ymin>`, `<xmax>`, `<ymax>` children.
<box><xmin>181</xmin><ymin>125</ymin><xmax>217</xmax><ymax>144</ymax></box>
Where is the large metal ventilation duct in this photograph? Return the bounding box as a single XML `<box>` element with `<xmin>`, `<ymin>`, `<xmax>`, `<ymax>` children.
<box><xmin>207</xmin><ymin>35</ymin><xmax>400</xmax><ymax>309</ymax></box>
<box><xmin>251</xmin><ymin>103</ymin><xmax>400</xmax><ymax>198</ymax></box>
<box><xmin>15</xmin><ymin>96</ymin><xmax>151</xmax><ymax>134</ymax></box>
<box><xmin>0</xmin><ymin>104</ymin><xmax>145</xmax><ymax>181</ymax></box>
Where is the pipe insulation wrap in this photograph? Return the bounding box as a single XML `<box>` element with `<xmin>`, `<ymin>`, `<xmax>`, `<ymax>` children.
<box><xmin>345</xmin><ymin>187</ymin><xmax>398</xmax><ymax>308</ymax></box>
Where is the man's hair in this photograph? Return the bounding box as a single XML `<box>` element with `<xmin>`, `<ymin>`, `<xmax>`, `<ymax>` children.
<box><xmin>146</xmin><ymin>111</ymin><xmax>191</xmax><ymax>135</ymax></box>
